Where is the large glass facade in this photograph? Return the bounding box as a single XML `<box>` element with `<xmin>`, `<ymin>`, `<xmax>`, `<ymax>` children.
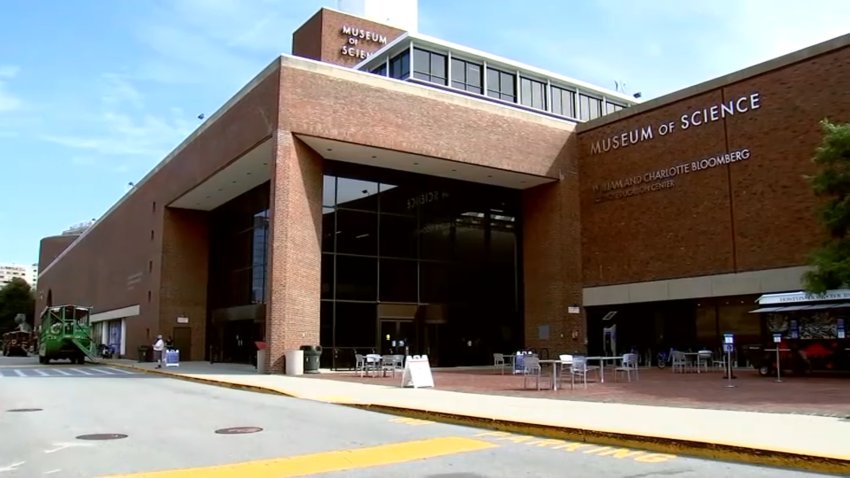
<box><xmin>321</xmin><ymin>162</ymin><xmax>523</xmax><ymax>369</ymax></box>
<box><xmin>207</xmin><ymin>182</ymin><xmax>270</xmax><ymax>363</ymax></box>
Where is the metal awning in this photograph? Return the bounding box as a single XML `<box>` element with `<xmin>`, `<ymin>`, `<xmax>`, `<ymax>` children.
<box><xmin>749</xmin><ymin>302</ymin><xmax>850</xmax><ymax>313</ymax></box>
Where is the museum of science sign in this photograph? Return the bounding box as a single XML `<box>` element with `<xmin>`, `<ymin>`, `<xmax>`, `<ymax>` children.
<box><xmin>589</xmin><ymin>91</ymin><xmax>763</xmax><ymax>203</ymax></box>
<box><xmin>589</xmin><ymin>92</ymin><xmax>761</xmax><ymax>156</ymax></box>
<box><xmin>340</xmin><ymin>25</ymin><xmax>389</xmax><ymax>60</ymax></box>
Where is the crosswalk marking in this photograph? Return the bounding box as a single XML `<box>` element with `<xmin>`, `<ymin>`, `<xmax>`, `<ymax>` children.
<box><xmin>0</xmin><ymin>367</ymin><xmax>139</xmax><ymax>377</ymax></box>
<box><xmin>106</xmin><ymin>367</ymin><xmax>135</xmax><ymax>375</ymax></box>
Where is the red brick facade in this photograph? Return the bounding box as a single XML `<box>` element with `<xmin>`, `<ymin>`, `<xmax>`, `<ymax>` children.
<box><xmin>577</xmin><ymin>46</ymin><xmax>850</xmax><ymax>287</ymax></box>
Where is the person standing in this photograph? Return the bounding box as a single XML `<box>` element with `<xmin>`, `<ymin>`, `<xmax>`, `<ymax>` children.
<box><xmin>153</xmin><ymin>335</ymin><xmax>165</xmax><ymax>369</ymax></box>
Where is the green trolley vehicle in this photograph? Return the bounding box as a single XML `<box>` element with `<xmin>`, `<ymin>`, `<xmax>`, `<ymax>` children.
<box><xmin>37</xmin><ymin>305</ymin><xmax>98</xmax><ymax>364</ymax></box>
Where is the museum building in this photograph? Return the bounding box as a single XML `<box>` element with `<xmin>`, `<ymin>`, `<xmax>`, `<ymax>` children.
<box><xmin>36</xmin><ymin>4</ymin><xmax>850</xmax><ymax>371</ymax></box>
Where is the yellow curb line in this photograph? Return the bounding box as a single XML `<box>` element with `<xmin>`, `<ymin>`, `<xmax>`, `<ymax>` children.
<box><xmin>99</xmin><ymin>362</ymin><xmax>850</xmax><ymax>475</ymax></box>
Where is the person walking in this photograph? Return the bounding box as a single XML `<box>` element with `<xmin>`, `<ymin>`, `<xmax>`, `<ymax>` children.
<box><xmin>153</xmin><ymin>335</ymin><xmax>165</xmax><ymax>368</ymax></box>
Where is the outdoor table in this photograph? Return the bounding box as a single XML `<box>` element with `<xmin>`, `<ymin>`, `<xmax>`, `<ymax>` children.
<box><xmin>681</xmin><ymin>352</ymin><xmax>703</xmax><ymax>373</ymax></box>
<box><xmin>537</xmin><ymin>359</ymin><xmax>563</xmax><ymax>391</ymax></box>
<box><xmin>584</xmin><ymin>356</ymin><xmax>621</xmax><ymax>383</ymax></box>
<box><xmin>364</xmin><ymin>354</ymin><xmax>383</xmax><ymax>377</ymax></box>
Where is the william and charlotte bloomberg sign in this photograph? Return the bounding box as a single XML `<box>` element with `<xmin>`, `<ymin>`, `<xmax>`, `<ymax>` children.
<box><xmin>590</xmin><ymin>92</ymin><xmax>762</xmax><ymax>203</ymax></box>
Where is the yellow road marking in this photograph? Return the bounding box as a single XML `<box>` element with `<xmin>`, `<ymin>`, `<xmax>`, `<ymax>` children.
<box><xmin>473</xmin><ymin>431</ymin><xmax>677</xmax><ymax>464</ymax></box>
<box><xmin>102</xmin><ymin>436</ymin><xmax>496</xmax><ymax>478</ymax></box>
<box><xmin>390</xmin><ymin>417</ymin><xmax>435</xmax><ymax>426</ymax></box>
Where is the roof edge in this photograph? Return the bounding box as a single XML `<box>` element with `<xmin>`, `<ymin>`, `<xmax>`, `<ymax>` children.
<box><xmin>577</xmin><ymin>32</ymin><xmax>850</xmax><ymax>133</ymax></box>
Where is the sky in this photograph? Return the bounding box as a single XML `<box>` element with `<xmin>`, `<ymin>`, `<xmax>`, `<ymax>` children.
<box><xmin>1</xmin><ymin>0</ymin><xmax>849</xmax><ymax>266</ymax></box>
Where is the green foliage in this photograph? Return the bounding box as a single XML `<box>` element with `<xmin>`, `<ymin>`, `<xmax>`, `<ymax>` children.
<box><xmin>803</xmin><ymin>119</ymin><xmax>850</xmax><ymax>294</ymax></box>
<box><xmin>0</xmin><ymin>278</ymin><xmax>35</xmax><ymax>332</ymax></box>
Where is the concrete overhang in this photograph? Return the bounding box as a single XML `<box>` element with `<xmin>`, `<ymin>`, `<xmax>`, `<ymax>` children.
<box><xmin>169</xmin><ymin>139</ymin><xmax>273</xmax><ymax>211</ymax></box>
<box><xmin>296</xmin><ymin>134</ymin><xmax>556</xmax><ymax>190</ymax></box>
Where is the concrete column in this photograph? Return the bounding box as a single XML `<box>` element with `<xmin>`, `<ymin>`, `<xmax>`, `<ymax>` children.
<box><xmin>266</xmin><ymin>132</ymin><xmax>324</xmax><ymax>373</ymax></box>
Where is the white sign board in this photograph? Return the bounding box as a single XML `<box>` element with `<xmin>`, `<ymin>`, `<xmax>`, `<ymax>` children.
<box><xmin>177</xmin><ymin>316</ymin><xmax>189</xmax><ymax>324</ymax></box>
<box><xmin>401</xmin><ymin>355</ymin><xmax>434</xmax><ymax>389</ymax></box>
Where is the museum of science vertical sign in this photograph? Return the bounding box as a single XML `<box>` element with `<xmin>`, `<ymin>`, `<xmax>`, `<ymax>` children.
<box><xmin>589</xmin><ymin>92</ymin><xmax>762</xmax><ymax>203</ymax></box>
<box><xmin>340</xmin><ymin>25</ymin><xmax>388</xmax><ymax>60</ymax></box>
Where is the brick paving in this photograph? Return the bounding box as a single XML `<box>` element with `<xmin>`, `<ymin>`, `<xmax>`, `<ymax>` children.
<box><xmin>311</xmin><ymin>365</ymin><xmax>850</xmax><ymax>417</ymax></box>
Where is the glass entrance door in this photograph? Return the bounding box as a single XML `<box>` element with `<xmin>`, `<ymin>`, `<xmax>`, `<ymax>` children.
<box><xmin>380</xmin><ymin>320</ymin><xmax>414</xmax><ymax>355</ymax></box>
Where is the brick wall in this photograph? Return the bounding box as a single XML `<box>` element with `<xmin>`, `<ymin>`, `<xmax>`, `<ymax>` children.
<box><xmin>578</xmin><ymin>46</ymin><xmax>850</xmax><ymax>288</ymax></box>
<box><xmin>38</xmin><ymin>235</ymin><xmax>78</xmax><ymax>275</ymax></box>
<box><xmin>159</xmin><ymin>208</ymin><xmax>209</xmax><ymax>360</ymax></box>
<box><xmin>523</xmin><ymin>136</ymin><xmax>587</xmax><ymax>355</ymax></box>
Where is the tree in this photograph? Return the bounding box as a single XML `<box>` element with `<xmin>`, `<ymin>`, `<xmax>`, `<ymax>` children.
<box><xmin>803</xmin><ymin>119</ymin><xmax>850</xmax><ymax>294</ymax></box>
<box><xmin>0</xmin><ymin>278</ymin><xmax>35</xmax><ymax>332</ymax></box>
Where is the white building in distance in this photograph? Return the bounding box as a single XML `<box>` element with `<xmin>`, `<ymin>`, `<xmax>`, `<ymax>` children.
<box><xmin>0</xmin><ymin>263</ymin><xmax>38</xmax><ymax>289</ymax></box>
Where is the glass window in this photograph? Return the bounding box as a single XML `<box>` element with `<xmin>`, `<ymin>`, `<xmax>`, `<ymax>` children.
<box><xmin>322</xmin><ymin>207</ymin><xmax>335</xmax><ymax>252</ymax></box>
<box><xmin>335</xmin><ymin>255</ymin><xmax>377</xmax><ymax>301</ymax></box>
<box><xmin>579</xmin><ymin>93</ymin><xmax>603</xmax><ymax>121</ymax></box>
<box><xmin>323</xmin><ymin>175</ymin><xmax>336</xmax><ymax>206</ymax></box>
<box><xmin>486</xmin><ymin>67</ymin><xmax>516</xmax><ymax>102</ymax></box>
<box><xmin>451</xmin><ymin>58</ymin><xmax>482</xmax><ymax>94</ymax></box>
<box><xmin>335</xmin><ymin>210</ymin><xmax>377</xmax><ymax>256</ymax></box>
<box><xmin>334</xmin><ymin>302</ymin><xmax>377</xmax><ymax>348</ymax></box>
<box><xmin>551</xmin><ymin>86</ymin><xmax>576</xmax><ymax>118</ymax></box>
<box><xmin>412</xmin><ymin>48</ymin><xmax>447</xmax><ymax>85</ymax></box>
<box><xmin>371</xmin><ymin>63</ymin><xmax>387</xmax><ymax>77</ymax></box>
<box><xmin>321</xmin><ymin>253</ymin><xmax>334</xmax><ymax>299</ymax></box>
<box><xmin>389</xmin><ymin>51</ymin><xmax>410</xmax><ymax>80</ymax></box>
<box><xmin>605</xmin><ymin>101</ymin><xmax>624</xmax><ymax>115</ymax></box>
<box><xmin>520</xmin><ymin>77</ymin><xmax>546</xmax><ymax>110</ymax></box>
<box><xmin>336</xmin><ymin>178</ymin><xmax>378</xmax><ymax>211</ymax></box>
<box><xmin>379</xmin><ymin>213</ymin><xmax>418</xmax><ymax>259</ymax></box>
<box><xmin>379</xmin><ymin>258</ymin><xmax>418</xmax><ymax>302</ymax></box>
<box><xmin>420</xmin><ymin>261</ymin><xmax>452</xmax><ymax>303</ymax></box>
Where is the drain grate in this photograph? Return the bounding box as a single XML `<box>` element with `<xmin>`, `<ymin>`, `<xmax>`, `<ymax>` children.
<box><xmin>6</xmin><ymin>408</ymin><xmax>42</xmax><ymax>412</ymax></box>
<box><xmin>215</xmin><ymin>426</ymin><xmax>263</xmax><ymax>435</ymax></box>
<box><xmin>76</xmin><ymin>433</ymin><xmax>128</xmax><ymax>440</ymax></box>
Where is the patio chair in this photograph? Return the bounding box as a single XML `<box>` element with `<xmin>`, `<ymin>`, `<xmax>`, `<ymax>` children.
<box><xmin>493</xmin><ymin>353</ymin><xmax>506</xmax><ymax>374</ymax></box>
<box><xmin>671</xmin><ymin>350</ymin><xmax>689</xmax><ymax>373</ymax></box>
<box><xmin>354</xmin><ymin>353</ymin><xmax>366</xmax><ymax>376</ymax></box>
<box><xmin>557</xmin><ymin>354</ymin><xmax>573</xmax><ymax>382</ymax></box>
<box><xmin>522</xmin><ymin>356</ymin><xmax>543</xmax><ymax>390</ymax></box>
<box><xmin>569</xmin><ymin>356</ymin><xmax>598</xmax><ymax>389</ymax></box>
<box><xmin>614</xmin><ymin>353</ymin><xmax>639</xmax><ymax>382</ymax></box>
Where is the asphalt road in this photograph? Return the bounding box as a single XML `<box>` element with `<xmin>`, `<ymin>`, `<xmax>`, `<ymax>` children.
<box><xmin>0</xmin><ymin>356</ymin><xmax>833</xmax><ymax>478</ymax></box>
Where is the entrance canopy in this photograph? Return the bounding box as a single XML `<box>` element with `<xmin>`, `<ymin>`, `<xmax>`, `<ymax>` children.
<box><xmin>749</xmin><ymin>303</ymin><xmax>850</xmax><ymax>313</ymax></box>
<box><xmin>750</xmin><ymin>289</ymin><xmax>850</xmax><ymax>313</ymax></box>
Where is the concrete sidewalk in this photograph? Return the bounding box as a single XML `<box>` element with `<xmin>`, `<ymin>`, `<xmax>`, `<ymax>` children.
<box><xmin>99</xmin><ymin>359</ymin><xmax>849</xmax><ymax>474</ymax></box>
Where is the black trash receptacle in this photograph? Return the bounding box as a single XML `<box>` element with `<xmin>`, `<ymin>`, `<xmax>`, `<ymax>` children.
<box><xmin>138</xmin><ymin>345</ymin><xmax>152</xmax><ymax>363</ymax></box>
<box><xmin>300</xmin><ymin>345</ymin><xmax>323</xmax><ymax>374</ymax></box>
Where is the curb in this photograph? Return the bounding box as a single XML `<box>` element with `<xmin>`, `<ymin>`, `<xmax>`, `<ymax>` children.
<box><xmin>100</xmin><ymin>362</ymin><xmax>850</xmax><ymax>475</ymax></box>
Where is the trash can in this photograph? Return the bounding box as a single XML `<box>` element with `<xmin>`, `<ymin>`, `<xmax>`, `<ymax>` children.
<box><xmin>255</xmin><ymin>341</ymin><xmax>268</xmax><ymax>374</ymax></box>
<box><xmin>256</xmin><ymin>349</ymin><xmax>267</xmax><ymax>374</ymax></box>
<box><xmin>285</xmin><ymin>350</ymin><xmax>304</xmax><ymax>375</ymax></box>
<box><xmin>137</xmin><ymin>345</ymin><xmax>151</xmax><ymax>363</ymax></box>
<box><xmin>300</xmin><ymin>345</ymin><xmax>322</xmax><ymax>374</ymax></box>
